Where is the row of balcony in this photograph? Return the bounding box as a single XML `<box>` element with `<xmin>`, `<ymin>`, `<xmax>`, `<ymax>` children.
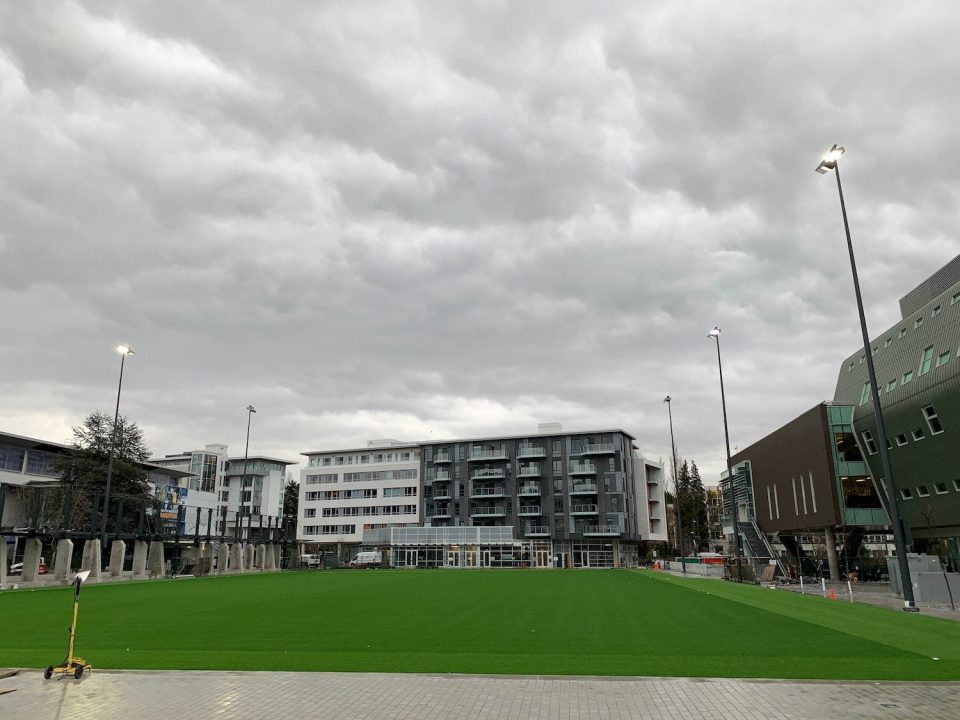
<box><xmin>432</xmin><ymin>443</ymin><xmax>615</xmax><ymax>465</ymax></box>
<box><xmin>428</xmin><ymin>482</ymin><xmax>598</xmax><ymax>499</ymax></box>
<box><xmin>427</xmin><ymin>504</ymin><xmax>600</xmax><ymax>518</ymax></box>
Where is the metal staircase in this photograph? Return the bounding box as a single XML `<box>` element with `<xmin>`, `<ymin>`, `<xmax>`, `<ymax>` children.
<box><xmin>737</xmin><ymin>520</ymin><xmax>787</xmax><ymax>578</ymax></box>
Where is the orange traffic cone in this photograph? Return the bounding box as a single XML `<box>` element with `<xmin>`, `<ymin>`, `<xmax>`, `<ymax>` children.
<box><xmin>828</xmin><ymin>589</ymin><xmax>837</xmax><ymax>601</ymax></box>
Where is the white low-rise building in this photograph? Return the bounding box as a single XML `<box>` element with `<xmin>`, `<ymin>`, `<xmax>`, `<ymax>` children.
<box><xmin>298</xmin><ymin>440</ymin><xmax>420</xmax><ymax>558</ymax></box>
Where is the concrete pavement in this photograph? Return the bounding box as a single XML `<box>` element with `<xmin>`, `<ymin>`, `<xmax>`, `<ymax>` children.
<box><xmin>2</xmin><ymin>670</ymin><xmax>959</xmax><ymax>720</ymax></box>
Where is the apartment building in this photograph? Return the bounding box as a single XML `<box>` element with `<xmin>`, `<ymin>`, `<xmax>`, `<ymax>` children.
<box><xmin>297</xmin><ymin>425</ymin><xmax>667</xmax><ymax>568</ymax></box>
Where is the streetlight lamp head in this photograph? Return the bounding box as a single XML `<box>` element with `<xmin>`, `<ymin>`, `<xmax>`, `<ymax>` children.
<box><xmin>116</xmin><ymin>344</ymin><xmax>134</xmax><ymax>356</ymax></box>
<box><xmin>707</xmin><ymin>327</ymin><xmax>721</xmax><ymax>338</ymax></box>
<box><xmin>663</xmin><ymin>395</ymin><xmax>671</xmax><ymax>404</ymax></box>
<box><xmin>815</xmin><ymin>144</ymin><xmax>846</xmax><ymax>174</ymax></box>
<box><xmin>247</xmin><ymin>405</ymin><xmax>257</xmax><ymax>414</ymax></box>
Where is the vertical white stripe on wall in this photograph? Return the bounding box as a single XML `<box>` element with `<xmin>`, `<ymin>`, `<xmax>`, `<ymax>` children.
<box><xmin>809</xmin><ymin>472</ymin><xmax>817</xmax><ymax>513</ymax></box>
<box><xmin>792</xmin><ymin>477</ymin><xmax>799</xmax><ymax>515</ymax></box>
<box><xmin>773</xmin><ymin>484</ymin><xmax>780</xmax><ymax>519</ymax></box>
<box><xmin>800</xmin><ymin>474</ymin><xmax>808</xmax><ymax>514</ymax></box>
<box><xmin>767</xmin><ymin>486</ymin><xmax>773</xmax><ymax>520</ymax></box>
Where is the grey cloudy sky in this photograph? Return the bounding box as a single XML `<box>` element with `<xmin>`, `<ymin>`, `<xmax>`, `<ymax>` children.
<box><xmin>2</xmin><ymin>2</ymin><xmax>959</xmax><ymax>484</ymax></box>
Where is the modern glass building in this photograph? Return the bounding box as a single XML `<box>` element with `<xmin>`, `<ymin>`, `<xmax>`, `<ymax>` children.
<box><xmin>833</xmin><ymin>254</ymin><xmax>960</xmax><ymax>564</ymax></box>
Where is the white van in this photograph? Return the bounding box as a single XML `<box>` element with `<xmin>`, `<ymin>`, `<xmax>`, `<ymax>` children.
<box><xmin>349</xmin><ymin>551</ymin><xmax>382</xmax><ymax>568</ymax></box>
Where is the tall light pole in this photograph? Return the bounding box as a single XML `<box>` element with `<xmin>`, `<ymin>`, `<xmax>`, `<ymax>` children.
<box><xmin>240</xmin><ymin>405</ymin><xmax>256</xmax><ymax>543</ymax></box>
<box><xmin>663</xmin><ymin>396</ymin><xmax>686</xmax><ymax>573</ymax></box>
<box><xmin>708</xmin><ymin>327</ymin><xmax>742</xmax><ymax>582</ymax></box>
<box><xmin>816</xmin><ymin>144</ymin><xmax>916</xmax><ymax>610</ymax></box>
<box><xmin>100</xmin><ymin>344</ymin><xmax>134</xmax><ymax>544</ymax></box>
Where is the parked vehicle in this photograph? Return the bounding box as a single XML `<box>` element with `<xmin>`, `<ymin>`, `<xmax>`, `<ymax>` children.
<box><xmin>9</xmin><ymin>556</ymin><xmax>47</xmax><ymax>575</ymax></box>
<box><xmin>300</xmin><ymin>553</ymin><xmax>324</xmax><ymax>569</ymax></box>
<box><xmin>348</xmin><ymin>551</ymin><xmax>382</xmax><ymax>568</ymax></box>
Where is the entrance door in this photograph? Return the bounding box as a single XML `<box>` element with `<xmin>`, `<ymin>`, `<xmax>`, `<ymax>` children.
<box><xmin>464</xmin><ymin>549</ymin><xmax>477</xmax><ymax>567</ymax></box>
<box><xmin>535</xmin><ymin>549</ymin><xmax>549</xmax><ymax>568</ymax></box>
<box><xmin>481</xmin><ymin>550</ymin><xmax>491</xmax><ymax>567</ymax></box>
<box><xmin>405</xmin><ymin>549</ymin><xmax>418</xmax><ymax>567</ymax></box>
<box><xmin>447</xmin><ymin>550</ymin><xmax>460</xmax><ymax>567</ymax></box>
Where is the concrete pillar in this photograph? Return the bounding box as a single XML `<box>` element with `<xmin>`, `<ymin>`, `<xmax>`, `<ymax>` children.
<box><xmin>53</xmin><ymin>538</ymin><xmax>74</xmax><ymax>581</ymax></box>
<box><xmin>195</xmin><ymin>543</ymin><xmax>208</xmax><ymax>576</ymax></box>
<box><xmin>613</xmin><ymin>539</ymin><xmax>621</xmax><ymax>568</ymax></box>
<box><xmin>22</xmin><ymin>538</ymin><xmax>43</xmax><ymax>582</ymax></box>
<box><xmin>230</xmin><ymin>543</ymin><xmax>245</xmax><ymax>573</ymax></box>
<box><xmin>109</xmin><ymin>540</ymin><xmax>126</xmax><ymax>577</ymax></box>
<box><xmin>291</xmin><ymin>545</ymin><xmax>301</xmax><ymax>570</ymax></box>
<box><xmin>824</xmin><ymin>525</ymin><xmax>841</xmax><ymax>582</ymax></box>
<box><xmin>147</xmin><ymin>541</ymin><xmax>165</xmax><ymax>578</ymax></box>
<box><xmin>263</xmin><ymin>544</ymin><xmax>275</xmax><ymax>570</ymax></box>
<box><xmin>244</xmin><ymin>543</ymin><xmax>255</xmax><ymax>570</ymax></box>
<box><xmin>0</xmin><ymin>536</ymin><xmax>7</xmax><ymax>588</ymax></box>
<box><xmin>218</xmin><ymin>543</ymin><xmax>230</xmax><ymax>573</ymax></box>
<box><xmin>255</xmin><ymin>543</ymin><xmax>266</xmax><ymax>570</ymax></box>
<box><xmin>79</xmin><ymin>538</ymin><xmax>102</xmax><ymax>583</ymax></box>
<box><xmin>132</xmin><ymin>540</ymin><xmax>149</xmax><ymax>577</ymax></box>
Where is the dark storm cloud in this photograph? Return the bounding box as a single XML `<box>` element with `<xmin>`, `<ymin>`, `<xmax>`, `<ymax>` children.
<box><xmin>2</xmin><ymin>1</ymin><xmax>959</xmax><ymax>482</ymax></box>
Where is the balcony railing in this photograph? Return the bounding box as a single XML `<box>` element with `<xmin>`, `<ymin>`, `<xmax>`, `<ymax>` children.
<box><xmin>471</xmin><ymin>468</ymin><xmax>505</xmax><ymax>480</ymax></box>
<box><xmin>470</xmin><ymin>486</ymin><xmax>506</xmax><ymax>498</ymax></box>
<box><xmin>517</xmin><ymin>466</ymin><xmax>541</xmax><ymax>477</ymax></box>
<box><xmin>518</xmin><ymin>506</ymin><xmax>542</xmax><ymax>516</ymax></box>
<box><xmin>518</xmin><ymin>484</ymin><xmax>541</xmax><ymax>496</ymax></box>
<box><xmin>569</xmin><ymin>461</ymin><xmax>597</xmax><ymax>475</ymax></box>
<box><xmin>433</xmin><ymin>451</ymin><xmax>452</xmax><ymax>464</ymax></box>
<box><xmin>433</xmin><ymin>470</ymin><xmax>451</xmax><ymax>482</ymax></box>
<box><xmin>569</xmin><ymin>483</ymin><xmax>598</xmax><ymax>495</ymax></box>
<box><xmin>470</xmin><ymin>506</ymin><xmax>506</xmax><ymax>517</ymax></box>
<box><xmin>429</xmin><ymin>505</ymin><xmax>452</xmax><ymax>519</ymax></box>
<box><xmin>579</xmin><ymin>443</ymin><xmax>616</xmax><ymax>456</ymax></box>
<box><xmin>432</xmin><ymin>491</ymin><xmax>451</xmax><ymax>500</ymax></box>
<box><xmin>583</xmin><ymin>525</ymin><xmax>620</xmax><ymax>536</ymax></box>
<box><xmin>516</xmin><ymin>444</ymin><xmax>546</xmax><ymax>458</ymax></box>
<box><xmin>525</xmin><ymin>526</ymin><xmax>550</xmax><ymax>536</ymax></box>
<box><xmin>468</xmin><ymin>448</ymin><xmax>508</xmax><ymax>462</ymax></box>
<box><xmin>570</xmin><ymin>504</ymin><xmax>599</xmax><ymax>515</ymax></box>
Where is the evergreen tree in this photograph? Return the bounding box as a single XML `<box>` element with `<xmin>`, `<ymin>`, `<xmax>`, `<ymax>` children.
<box><xmin>675</xmin><ymin>459</ymin><xmax>691</xmax><ymax>554</ymax></box>
<box><xmin>54</xmin><ymin>410</ymin><xmax>153</xmax><ymax>533</ymax></box>
<box><xmin>688</xmin><ymin>461</ymin><xmax>708</xmax><ymax>552</ymax></box>
<box><xmin>283</xmin><ymin>476</ymin><xmax>300</xmax><ymax>535</ymax></box>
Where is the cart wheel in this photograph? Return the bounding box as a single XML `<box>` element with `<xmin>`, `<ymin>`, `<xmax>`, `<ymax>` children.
<box><xmin>74</xmin><ymin>665</ymin><xmax>84</xmax><ymax>679</ymax></box>
<box><xmin>44</xmin><ymin>666</ymin><xmax>54</xmax><ymax>680</ymax></box>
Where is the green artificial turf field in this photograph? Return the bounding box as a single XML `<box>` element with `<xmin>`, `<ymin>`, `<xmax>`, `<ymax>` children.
<box><xmin>2</xmin><ymin>569</ymin><xmax>958</xmax><ymax>679</ymax></box>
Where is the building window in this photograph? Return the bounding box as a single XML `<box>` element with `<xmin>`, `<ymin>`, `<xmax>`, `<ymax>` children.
<box><xmin>954</xmin><ymin>479</ymin><xmax>960</xmax><ymax>492</ymax></box>
<box><xmin>848</xmin><ymin>362</ymin><xmax>854</xmax><ymax>371</ymax></box>
<box><xmin>911</xmin><ymin>427</ymin><xmax>925</xmax><ymax>441</ymax></box>
<box><xmin>919</xmin><ymin>346</ymin><xmax>934</xmax><ymax>375</ymax></box>
<box><xmin>900</xmin><ymin>488</ymin><xmax>913</xmax><ymax>500</ymax></box>
<box><xmin>898</xmin><ymin>327</ymin><xmax>907</xmax><ymax>338</ymax></box>
<box><xmin>934</xmin><ymin>482</ymin><xmax>949</xmax><ymax>495</ymax></box>
<box><xmin>937</xmin><ymin>350</ymin><xmax>951</xmax><ymax>367</ymax></box>
<box><xmin>952</xmin><ymin>292</ymin><xmax>960</xmax><ymax>306</ymax></box>
<box><xmin>859</xmin><ymin>382</ymin><xmax>871</xmax><ymax>406</ymax></box>
<box><xmin>932</xmin><ymin>305</ymin><xmax>942</xmax><ymax>317</ymax></box>
<box><xmin>886</xmin><ymin>379</ymin><xmax>897</xmax><ymax>392</ymax></box>
<box><xmin>871</xmin><ymin>346</ymin><xmax>878</xmax><ymax>356</ymax></box>
<box><xmin>916</xmin><ymin>485</ymin><xmax>930</xmax><ymax>498</ymax></box>
<box><xmin>902</xmin><ymin>370</ymin><xmax>914</xmax><ymax>385</ymax></box>
<box><xmin>304</xmin><ymin>508</ymin><xmax>316</xmax><ymax>518</ymax></box>
<box><xmin>895</xmin><ymin>433</ymin><xmax>908</xmax><ymax>446</ymax></box>
<box><xmin>884</xmin><ymin>337</ymin><xmax>893</xmax><ymax>348</ymax></box>
<box><xmin>861</xmin><ymin>431</ymin><xmax>878</xmax><ymax>455</ymax></box>
<box><xmin>922</xmin><ymin>405</ymin><xmax>944</xmax><ymax>435</ymax></box>
<box><xmin>859</xmin><ymin>355</ymin><xmax>865</xmax><ymax>364</ymax></box>
<box><xmin>915</xmin><ymin>317</ymin><xmax>924</xmax><ymax>329</ymax></box>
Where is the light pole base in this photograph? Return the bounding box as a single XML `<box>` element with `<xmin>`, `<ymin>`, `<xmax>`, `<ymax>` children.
<box><xmin>902</xmin><ymin>601</ymin><xmax>920</xmax><ymax>613</ymax></box>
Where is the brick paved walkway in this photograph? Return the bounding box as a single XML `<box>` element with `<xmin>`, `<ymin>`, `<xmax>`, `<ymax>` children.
<box><xmin>2</xmin><ymin>670</ymin><xmax>958</xmax><ymax>720</ymax></box>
